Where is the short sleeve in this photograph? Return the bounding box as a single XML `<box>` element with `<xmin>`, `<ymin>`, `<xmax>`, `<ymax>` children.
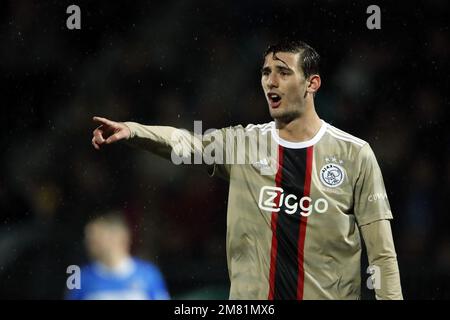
<box><xmin>354</xmin><ymin>144</ymin><xmax>393</xmax><ymax>226</ymax></box>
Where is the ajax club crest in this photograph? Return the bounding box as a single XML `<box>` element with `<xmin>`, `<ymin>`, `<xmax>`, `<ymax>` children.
<box><xmin>320</xmin><ymin>162</ymin><xmax>346</xmax><ymax>188</ymax></box>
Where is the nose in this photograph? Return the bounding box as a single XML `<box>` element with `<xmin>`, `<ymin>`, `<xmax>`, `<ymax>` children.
<box><xmin>267</xmin><ymin>73</ymin><xmax>279</xmax><ymax>89</ymax></box>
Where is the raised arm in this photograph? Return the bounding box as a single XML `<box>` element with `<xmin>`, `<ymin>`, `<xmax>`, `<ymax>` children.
<box><xmin>91</xmin><ymin>116</ymin><xmax>204</xmax><ymax>163</ymax></box>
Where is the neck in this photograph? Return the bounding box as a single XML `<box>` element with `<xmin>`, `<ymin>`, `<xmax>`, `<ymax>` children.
<box><xmin>100</xmin><ymin>251</ymin><xmax>130</xmax><ymax>269</ymax></box>
<box><xmin>274</xmin><ymin>103</ymin><xmax>322</xmax><ymax>143</ymax></box>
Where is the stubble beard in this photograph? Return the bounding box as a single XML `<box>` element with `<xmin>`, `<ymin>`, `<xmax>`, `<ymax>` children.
<box><xmin>270</xmin><ymin>102</ymin><xmax>304</xmax><ymax>125</ymax></box>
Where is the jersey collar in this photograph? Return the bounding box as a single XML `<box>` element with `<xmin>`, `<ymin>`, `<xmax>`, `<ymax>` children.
<box><xmin>271</xmin><ymin>119</ymin><xmax>328</xmax><ymax>149</ymax></box>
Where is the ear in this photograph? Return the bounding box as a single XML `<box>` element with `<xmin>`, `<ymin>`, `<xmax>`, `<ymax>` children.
<box><xmin>307</xmin><ymin>74</ymin><xmax>321</xmax><ymax>95</ymax></box>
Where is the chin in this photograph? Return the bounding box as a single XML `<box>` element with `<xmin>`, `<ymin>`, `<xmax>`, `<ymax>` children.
<box><xmin>268</xmin><ymin>107</ymin><xmax>284</xmax><ymax>119</ymax></box>
<box><xmin>270</xmin><ymin>109</ymin><xmax>301</xmax><ymax>123</ymax></box>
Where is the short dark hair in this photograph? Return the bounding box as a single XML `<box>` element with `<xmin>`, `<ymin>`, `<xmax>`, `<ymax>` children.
<box><xmin>263</xmin><ymin>40</ymin><xmax>320</xmax><ymax>78</ymax></box>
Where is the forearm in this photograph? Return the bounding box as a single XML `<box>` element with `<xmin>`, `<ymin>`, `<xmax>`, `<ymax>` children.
<box><xmin>123</xmin><ymin>121</ymin><xmax>202</xmax><ymax>161</ymax></box>
<box><xmin>361</xmin><ymin>219</ymin><xmax>403</xmax><ymax>300</ymax></box>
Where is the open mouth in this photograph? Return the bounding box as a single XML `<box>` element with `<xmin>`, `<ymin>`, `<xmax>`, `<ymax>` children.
<box><xmin>267</xmin><ymin>92</ymin><xmax>282</xmax><ymax>108</ymax></box>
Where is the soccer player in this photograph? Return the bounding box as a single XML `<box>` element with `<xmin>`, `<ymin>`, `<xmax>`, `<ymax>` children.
<box><xmin>66</xmin><ymin>212</ymin><xmax>170</xmax><ymax>300</ymax></box>
<box><xmin>91</xmin><ymin>40</ymin><xmax>403</xmax><ymax>300</ymax></box>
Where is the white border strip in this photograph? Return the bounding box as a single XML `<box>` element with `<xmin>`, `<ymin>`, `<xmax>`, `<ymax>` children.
<box><xmin>327</xmin><ymin>128</ymin><xmax>365</xmax><ymax>147</ymax></box>
<box><xmin>271</xmin><ymin>120</ymin><xmax>328</xmax><ymax>149</ymax></box>
<box><xmin>328</xmin><ymin>126</ymin><xmax>365</xmax><ymax>144</ymax></box>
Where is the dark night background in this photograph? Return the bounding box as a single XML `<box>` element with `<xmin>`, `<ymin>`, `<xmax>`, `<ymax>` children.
<box><xmin>0</xmin><ymin>0</ymin><xmax>449</xmax><ymax>299</ymax></box>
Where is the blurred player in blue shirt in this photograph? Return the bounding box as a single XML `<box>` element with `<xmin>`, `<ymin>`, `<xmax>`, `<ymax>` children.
<box><xmin>66</xmin><ymin>212</ymin><xmax>170</xmax><ymax>300</ymax></box>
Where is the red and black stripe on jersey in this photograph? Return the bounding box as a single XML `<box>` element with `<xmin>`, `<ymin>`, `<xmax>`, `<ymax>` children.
<box><xmin>268</xmin><ymin>145</ymin><xmax>313</xmax><ymax>300</ymax></box>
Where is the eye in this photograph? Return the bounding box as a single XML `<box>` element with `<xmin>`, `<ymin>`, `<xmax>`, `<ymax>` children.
<box><xmin>280</xmin><ymin>71</ymin><xmax>289</xmax><ymax>76</ymax></box>
<box><xmin>262</xmin><ymin>70</ymin><xmax>270</xmax><ymax>76</ymax></box>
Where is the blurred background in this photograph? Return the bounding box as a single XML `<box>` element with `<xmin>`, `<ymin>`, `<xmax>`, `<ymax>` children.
<box><xmin>0</xmin><ymin>0</ymin><xmax>448</xmax><ymax>299</ymax></box>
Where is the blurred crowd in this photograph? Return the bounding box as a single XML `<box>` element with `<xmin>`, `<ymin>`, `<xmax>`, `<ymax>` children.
<box><xmin>0</xmin><ymin>0</ymin><xmax>449</xmax><ymax>299</ymax></box>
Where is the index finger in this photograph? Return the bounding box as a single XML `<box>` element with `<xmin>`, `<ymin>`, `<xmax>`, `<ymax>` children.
<box><xmin>93</xmin><ymin>116</ymin><xmax>114</xmax><ymax>126</ymax></box>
